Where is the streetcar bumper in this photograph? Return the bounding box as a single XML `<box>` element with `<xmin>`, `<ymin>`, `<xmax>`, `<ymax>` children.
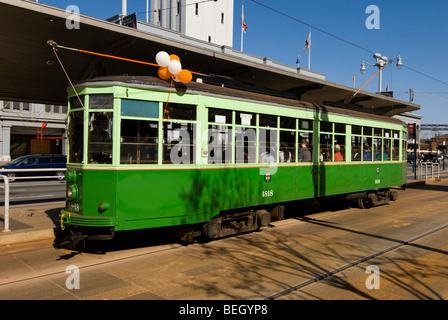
<box><xmin>59</xmin><ymin>210</ymin><xmax>116</xmax><ymax>247</ymax></box>
<box><xmin>60</xmin><ymin>210</ymin><xmax>117</xmax><ymax>228</ymax></box>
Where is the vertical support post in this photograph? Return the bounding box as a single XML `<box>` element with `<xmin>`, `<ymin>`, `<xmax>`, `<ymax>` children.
<box><xmin>1</xmin><ymin>175</ymin><xmax>10</xmax><ymax>232</ymax></box>
<box><xmin>122</xmin><ymin>0</ymin><xmax>127</xmax><ymax>16</ymax></box>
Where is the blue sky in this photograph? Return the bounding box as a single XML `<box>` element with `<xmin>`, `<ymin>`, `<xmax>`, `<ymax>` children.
<box><xmin>37</xmin><ymin>0</ymin><xmax>448</xmax><ymax>125</ymax></box>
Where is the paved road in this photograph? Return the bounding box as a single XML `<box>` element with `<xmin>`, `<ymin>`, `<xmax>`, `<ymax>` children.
<box><xmin>0</xmin><ymin>180</ymin><xmax>65</xmax><ymax>203</ymax></box>
<box><xmin>0</xmin><ymin>180</ymin><xmax>447</xmax><ymax>302</ymax></box>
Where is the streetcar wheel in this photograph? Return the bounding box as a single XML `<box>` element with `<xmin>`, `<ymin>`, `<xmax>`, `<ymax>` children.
<box><xmin>270</xmin><ymin>205</ymin><xmax>285</xmax><ymax>221</ymax></box>
<box><xmin>390</xmin><ymin>190</ymin><xmax>398</xmax><ymax>201</ymax></box>
<box><xmin>358</xmin><ymin>197</ymin><xmax>365</xmax><ymax>209</ymax></box>
<box><xmin>203</xmin><ymin>219</ymin><xmax>218</xmax><ymax>239</ymax></box>
<box><xmin>256</xmin><ymin>209</ymin><xmax>271</xmax><ymax>228</ymax></box>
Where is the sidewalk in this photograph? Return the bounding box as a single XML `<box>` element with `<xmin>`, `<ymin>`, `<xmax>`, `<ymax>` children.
<box><xmin>0</xmin><ymin>178</ymin><xmax>446</xmax><ymax>247</ymax></box>
<box><xmin>0</xmin><ymin>201</ymin><xmax>65</xmax><ymax>246</ymax></box>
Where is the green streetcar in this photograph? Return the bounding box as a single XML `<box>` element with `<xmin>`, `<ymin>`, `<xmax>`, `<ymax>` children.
<box><xmin>60</xmin><ymin>75</ymin><xmax>407</xmax><ymax>245</ymax></box>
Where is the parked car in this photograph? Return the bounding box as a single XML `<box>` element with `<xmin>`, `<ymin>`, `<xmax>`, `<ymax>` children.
<box><xmin>0</xmin><ymin>154</ymin><xmax>66</xmax><ymax>182</ymax></box>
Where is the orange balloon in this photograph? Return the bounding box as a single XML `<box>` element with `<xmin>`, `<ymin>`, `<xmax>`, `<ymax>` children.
<box><xmin>158</xmin><ymin>67</ymin><xmax>172</xmax><ymax>80</ymax></box>
<box><xmin>177</xmin><ymin>69</ymin><xmax>193</xmax><ymax>84</ymax></box>
<box><xmin>169</xmin><ymin>54</ymin><xmax>180</xmax><ymax>62</ymax></box>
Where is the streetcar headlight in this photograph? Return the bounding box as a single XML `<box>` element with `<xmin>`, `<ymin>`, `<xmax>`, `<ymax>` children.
<box><xmin>67</xmin><ymin>184</ymin><xmax>79</xmax><ymax>200</ymax></box>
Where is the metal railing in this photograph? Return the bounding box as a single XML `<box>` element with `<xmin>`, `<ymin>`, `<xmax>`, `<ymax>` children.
<box><xmin>1</xmin><ymin>168</ymin><xmax>66</xmax><ymax>232</ymax></box>
<box><xmin>417</xmin><ymin>162</ymin><xmax>440</xmax><ymax>180</ymax></box>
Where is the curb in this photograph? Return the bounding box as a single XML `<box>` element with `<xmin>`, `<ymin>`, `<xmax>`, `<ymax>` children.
<box><xmin>406</xmin><ymin>178</ymin><xmax>448</xmax><ymax>188</ymax></box>
<box><xmin>0</xmin><ymin>228</ymin><xmax>55</xmax><ymax>246</ymax></box>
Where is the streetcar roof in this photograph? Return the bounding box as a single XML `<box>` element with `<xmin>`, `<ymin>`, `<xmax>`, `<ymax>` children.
<box><xmin>72</xmin><ymin>75</ymin><xmax>406</xmax><ymax>127</ymax></box>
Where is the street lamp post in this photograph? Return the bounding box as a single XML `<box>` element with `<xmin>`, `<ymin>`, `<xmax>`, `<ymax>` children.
<box><xmin>360</xmin><ymin>53</ymin><xmax>402</xmax><ymax>93</ymax></box>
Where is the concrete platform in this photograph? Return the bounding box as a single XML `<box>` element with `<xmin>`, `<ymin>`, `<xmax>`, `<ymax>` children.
<box><xmin>0</xmin><ymin>201</ymin><xmax>64</xmax><ymax>246</ymax></box>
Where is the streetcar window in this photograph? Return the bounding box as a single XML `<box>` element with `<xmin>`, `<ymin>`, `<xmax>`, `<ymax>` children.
<box><xmin>393</xmin><ymin>130</ymin><xmax>399</xmax><ymax>139</ymax></box>
<box><xmin>121</xmin><ymin>99</ymin><xmax>159</xmax><ymax>118</ymax></box>
<box><xmin>383</xmin><ymin>139</ymin><xmax>391</xmax><ymax>161</ymax></box>
<box><xmin>351</xmin><ymin>136</ymin><xmax>362</xmax><ymax>161</ymax></box>
<box><xmin>384</xmin><ymin>129</ymin><xmax>391</xmax><ymax>138</ymax></box>
<box><xmin>259</xmin><ymin>114</ymin><xmax>277</xmax><ymax>128</ymax></box>
<box><xmin>280</xmin><ymin>117</ymin><xmax>296</xmax><ymax>129</ymax></box>
<box><xmin>165</xmin><ymin>103</ymin><xmax>196</xmax><ymax>120</ymax></box>
<box><xmin>163</xmin><ymin>122</ymin><xmax>196</xmax><ymax>164</ymax></box>
<box><xmin>88</xmin><ymin>112</ymin><xmax>113</xmax><ymax>164</ymax></box>
<box><xmin>363</xmin><ymin>137</ymin><xmax>372</xmax><ymax>161</ymax></box>
<box><xmin>363</xmin><ymin>127</ymin><xmax>372</xmax><ymax>136</ymax></box>
<box><xmin>373</xmin><ymin>138</ymin><xmax>383</xmax><ymax>161</ymax></box>
<box><xmin>320</xmin><ymin>121</ymin><xmax>332</xmax><ymax>133</ymax></box>
<box><xmin>392</xmin><ymin>139</ymin><xmax>400</xmax><ymax>161</ymax></box>
<box><xmin>352</xmin><ymin>125</ymin><xmax>362</xmax><ymax>135</ymax></box>
<box><xmin>320</xmin><ymin>134</ymin><xmax>332</xmax><ymax>162</ymax></box>
<box><xmin>69</xmin><ymin>95</ymin><xmax>84</xmax><ymax>110</ymax></box>
<box><xmin>89</xmin><ymin>94</ymin><xmax>113</xmax><ymax>109</ymax></box>
<box><xmin>334</xmin><ymin>123</ymin><xmax>346</xmax><ymax>134</ymax></box>
<box><xmin>259</xmin><ymin>129</ymin><xmax>278</xmax><ymax>163</ymax></box>
<box><xmin>236</xmin><ymin>111</ymin><xmax>255</xmax><ymax>126</ymax></box>
<box><xmin>208</xmin><ymin>108</ymin><xmax>232</xmax><ymax>124</ymax></box>
<box><xmin>120</xmin><ymin>120</ymin><xmax>158</xmax><ymax>164</ymax></box>
<box><xmin>208</xmin><ymin>125</ymin><xmax>232</xmax><ymax>164</ymax></box>
<box><xmin>298</xmin><ymin>132</ymin><xmax>312</xmax><ymax>162</ymax></box>
<box><xmin>374</xmin><ymin>128</ymin><xmax>382</xmax><ymax>137</ymax></box>
<box><xmin>280</xmin><ymin>131</ymin><xmax>296</xmax><ymax>162</ymax></box>
<box><xmin>402</xmin><ymin>135</ymin><xmax>407</xmax><ymax>161</ymax></box>
<box><xmin>299</xmin><ymin>119</ymin><xmax>313</xmax><ymax>131</ymax></box>
<box><xmin>68</xmin><ymin>111</ymin><xmax>84</xmax><ymax>163</ymax></box>
<box><xmin>334</xmin><ymin>135</ymin><xmax>345</xmax><ymax>161</ymax></box>
<box><xmin>235</xmin><ymin>127</ymin><xmax>256</xmax><ymax>163</ymax></box>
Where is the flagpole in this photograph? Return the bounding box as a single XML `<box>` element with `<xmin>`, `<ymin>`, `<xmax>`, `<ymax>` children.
<box><xmin>241</xmin><ymin>2</ymin><xmax>244</xmax><ymax>51</ymax></box>
<box><xmin>308</xmin><ymin>44</ymin><xmax>311</xmax><ymax>69</ymax></box>
<box><xmin>308</xmin><ymin>30</ymin><xmax>311</xmax><ymax>69</ymax></box>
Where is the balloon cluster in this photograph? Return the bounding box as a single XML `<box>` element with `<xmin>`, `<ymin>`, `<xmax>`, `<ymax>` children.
<box><xmin>155</xmin><ymin>51</ymin><xmax>193</xmax><ymax>84</ymax></box>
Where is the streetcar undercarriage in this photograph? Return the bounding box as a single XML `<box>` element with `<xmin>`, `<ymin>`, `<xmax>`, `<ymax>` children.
<box><xmin>58</xmin><ymin>188</ymin><xmax>398</xmax><ymax>248</ymax></box>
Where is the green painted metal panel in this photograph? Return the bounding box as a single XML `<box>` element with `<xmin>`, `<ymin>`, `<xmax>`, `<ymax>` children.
<box><xmin>64</xmin><ymin>162</ymin><xmax>405</xmax><ymax>231</ymax></box>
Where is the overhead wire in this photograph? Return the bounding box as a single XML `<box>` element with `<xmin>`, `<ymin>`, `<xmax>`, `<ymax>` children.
<box><xmin>249</xmin><ymin>0</ymin><xmax>448</xmax><ymax>89</ymax></box>
<box><xmin>249</xmin><ymin>0</ymin><xmax>374</xmax><ymax>54</ymax></box>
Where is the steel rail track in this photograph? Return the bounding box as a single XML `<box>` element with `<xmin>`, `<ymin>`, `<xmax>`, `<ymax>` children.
<box><xmin>264</xmin><ymin>222</ymin><xmax>448</xmax><ymax>300</ymax></box>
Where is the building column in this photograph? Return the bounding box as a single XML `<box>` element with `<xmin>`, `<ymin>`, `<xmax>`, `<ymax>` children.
<box><xmin>0</xmin><ymin>122</ymin><xmax>12</xmax><ymax>161</ymax></box>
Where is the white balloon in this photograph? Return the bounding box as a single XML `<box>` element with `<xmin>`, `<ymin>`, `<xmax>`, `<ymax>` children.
<box><xmin>168</xmin><ymin>59</ymin><xmax>182</xmax><ymax>75</ymax></box>
<box><xmin>155</xmin><ymin>51</ymin><xmax>170</xmax><ymax>67</ymax></box>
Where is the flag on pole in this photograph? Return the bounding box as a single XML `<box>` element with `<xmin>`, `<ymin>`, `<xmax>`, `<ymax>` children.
<box><xmin>303</xmin><ymin>30</ymin><xmax>311</xmax><ymax>52</ymax></box>
<box><xmin>242</xmin><ymin>5</ymin><xmax>248</xmax><ymax>33</ymax></box>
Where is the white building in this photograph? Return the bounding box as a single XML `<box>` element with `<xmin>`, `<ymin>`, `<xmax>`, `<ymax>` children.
<box><xmin>150</xmin><ymin>0</ymin><xmax>233</xmax><ymax>46</ymax></box>
<box><xmin>0</xmin><ymin>101</ymin><xmax>67</xmax><ymax>161</ymax></box>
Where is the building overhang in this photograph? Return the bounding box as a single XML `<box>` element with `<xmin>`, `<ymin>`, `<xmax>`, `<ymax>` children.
<box><xmin>0</xmin><ymin>0</ymin><xmax>419</xmax><ymax>116</ymax></box>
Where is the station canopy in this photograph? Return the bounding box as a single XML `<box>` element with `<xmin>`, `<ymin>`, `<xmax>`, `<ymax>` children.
<box><xmin>0</xmin><ymin>0</ymin><xmax>419</xmax><ymax>116</ymax></box>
